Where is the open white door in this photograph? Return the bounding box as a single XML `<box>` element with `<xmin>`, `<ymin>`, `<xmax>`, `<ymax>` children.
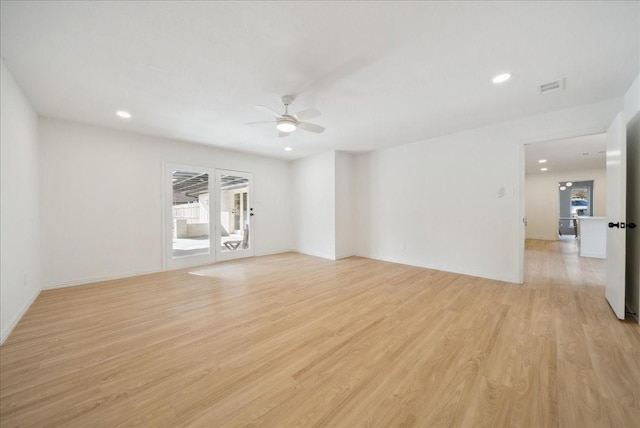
<box><xmin>605</xmin><ymin>112</ymin><xmax>627</xmax><ymax>319</ymax></box>
<box><xmin>626</xmin><ymin>115</ymin><xmax>640</xmax><ymax>323</ymax></box>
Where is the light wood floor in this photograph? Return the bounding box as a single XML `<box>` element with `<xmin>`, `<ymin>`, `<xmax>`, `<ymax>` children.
<box><xmin>1</xmin><ymin>240</ymin><xmax>639</xmax><ymax>427</ymax></box>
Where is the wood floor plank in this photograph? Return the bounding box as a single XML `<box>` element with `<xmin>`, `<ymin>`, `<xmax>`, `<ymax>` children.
<box><xmin>1</xmin><ymin>241</ymin><xmax>639</xmax><ymax>427</ymax></box>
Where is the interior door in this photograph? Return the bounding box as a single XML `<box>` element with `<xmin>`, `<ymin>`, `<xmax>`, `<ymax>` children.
<box><xmin>605</xmin><ymin>112</ymin><xmax>627</xmax><ymax>319</ymax></box>
<box><xmin>626</xmin><ymin>114</ymin><xmax>640</xmax><ymax>323</ymax></box>
<box><xmin>216</xmin><ymin>169</ymin><xmax>254</xmax><ymax>261</ymax></box>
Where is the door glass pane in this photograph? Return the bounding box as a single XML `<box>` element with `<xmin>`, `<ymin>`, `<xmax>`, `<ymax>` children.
<box><xmin>172</xmin><ymin>170</ymin><xmax>209</xmax><ymax>257</ymax></box>
<box><xmin>220</xmin><ymin>174</ymin><xmax>250</xmax><ymax>252</ymax></box>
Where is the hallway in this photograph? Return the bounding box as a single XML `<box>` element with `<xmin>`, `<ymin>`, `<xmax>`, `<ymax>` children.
<box><xmin>525</xmin><ymin>238</ymin><xmax>605</xmax><ymax>288</ymax></box>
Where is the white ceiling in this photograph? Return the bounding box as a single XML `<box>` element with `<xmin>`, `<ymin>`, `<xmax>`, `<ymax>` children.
<box><xmin>1</xmin><ymin>1</ymin><xmax>638</xmax><ymax>160</ymax></box>
<box><xmin>524</xmin><ymin>133</ymin><xmax>607</xmax><ymax>175</ymax></box>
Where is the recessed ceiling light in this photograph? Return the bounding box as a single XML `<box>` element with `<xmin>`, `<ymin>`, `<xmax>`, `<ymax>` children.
<box><xmin>540</xmin><ymin>167</ymin><xmax>548</xmax><ymax>171</ymax></box>
<box><xmin>116</xmin><ymin>111</ymin><xmax>131</xmax><ymax>119</ymax></box>
<box><xmin>566</xmin><ymin>182</ymin><xmax>573</xmax><ymax>187</ymax></box>
<box><xmin>538</xmin><ymin>159</ymin><xmax>547</xmax><ymax>163</ymax></box>
<box><xmin>284</xmin><ymin>147</ymin><xmax>292</xmax><ymax>152</ymax></box>
<box><xmin>492</xmin><ymin>73</ymin><xmax>511</xmax><ymax>84</ymax></box>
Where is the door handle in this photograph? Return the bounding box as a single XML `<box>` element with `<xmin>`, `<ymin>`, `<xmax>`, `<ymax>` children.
<box><xmin>608</xmin><ymin>222</ymin><xmax>620</xmax><ymax>228</ymax></box>
<box><xmin>628</xmin><ymin>222</ymin><xmax>637</xmax><ymax>229</ymax></box>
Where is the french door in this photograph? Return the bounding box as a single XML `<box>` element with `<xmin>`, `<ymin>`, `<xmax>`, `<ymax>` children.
<box><xmin>164</xmin><ymin>164</ymin><xmax>215</xmax><ymax>270</ymax></box>
<box><xmin>215</xmin><ymin>169</ymin><xmax>254</xmax><ymax>261</ymax></box>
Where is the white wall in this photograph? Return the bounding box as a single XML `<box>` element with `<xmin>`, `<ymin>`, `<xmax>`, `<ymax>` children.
<box><xmin>292</xmin><ymin>150</ymin><xmax>355</xmax><ymax>260</ymax></box>
<box><xmin>335</xmin><ymin>151</ymin><xmax>355</xmax><ymax>259</ymax></box>
<box><xmin>291</xmin><ymin>151</ymin><xmax>336</xmax><ymax>259</ymax></box>
<box><xmin>624</xmin><ymin>75</ymin><xmax>639</xmax><ymax>122</ymax></box>
<box><xmin>39</xmin><ymin>118</ymin><xmax>292</xmax><ymax>288</ymax></box>
<box><xmin>1</xmin><ymin>61</ymin><xmax>41</xmax><ymax>343</ymax></box>
<box><xmin>525</xmin><ymin>168</ymin><xmax>607</xmax><ymax>240</ymax></box>
<box><xmin>354</xmin><ymin>134</ymin><xmax>522</xmax><ymax>282</ymax></box>
<box><xmin>355</xmin><ymin>98</ymin><xmax>622</xmax><ymax>283</ymax></box>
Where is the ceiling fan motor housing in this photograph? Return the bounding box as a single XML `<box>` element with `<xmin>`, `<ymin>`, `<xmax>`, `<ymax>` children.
<box><xmin>281</xmin><ymin>95</ymin><xmax>295</xmax><ymax>106</ymax></box>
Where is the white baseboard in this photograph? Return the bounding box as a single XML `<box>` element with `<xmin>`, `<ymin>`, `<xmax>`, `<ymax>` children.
<box><xmin>578</xmin><ymin>252</ymin><xmax>606</xmax><ymax>259</ymax></box>
<box><xmin>254</xmin><ymin>248</ymin><xmax>295</xmax><ymax>257</ymax></box>
<box><xmin>362</xmin><ymin>253</ymin><xmax>521</xmax><ymax>284</ymax></box>
<box><xmin>42</xmin><ymin>269</ymin><xmax>159</xmax><ymax>290</ymax></box>
<box><xmin>294</xmin><ymin>249</ymin><xmax>336</xmax><ymax>260</ymax></box>
<box><xmin>1</xmin><ymin>287</ymin><xmax>41</xmax><ymax>345</ymax></box>
<box><xmin>43</xmin><ymin>249</ymin><xmax>302</xmax><ymax>290</ymax></box>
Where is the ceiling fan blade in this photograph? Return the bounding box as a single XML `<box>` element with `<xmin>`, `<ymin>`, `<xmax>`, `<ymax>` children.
<box><xmin>293</xmin><ymin>108</ymin><xmax>321</xmax><ymax>122</ymax></box>
<box><xmin>298</xmin><ymin>122</ymin><xmax>325</xmax><ymax>133</ymax></box>
<box><xmin>255</xmin><ymin>105</ymin><xmax>282</xmax><ymax>117</ymax></box>
<box><xmin>278</xmin><ymin>131</ymin><xmax>290</xmax><ymax>138</ymax></box>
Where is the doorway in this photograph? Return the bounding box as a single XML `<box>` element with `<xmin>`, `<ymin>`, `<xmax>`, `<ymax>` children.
<box><xmin>524</xmin><ymin>133</ymin><xmax>606</xmax><ymax>242</ymax></box>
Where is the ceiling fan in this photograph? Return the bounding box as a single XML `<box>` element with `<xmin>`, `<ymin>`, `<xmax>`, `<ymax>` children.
<box><xmin>248</xmin><ymin>95</ymin><xmax>325</xmax><ymax>137</ymax></box>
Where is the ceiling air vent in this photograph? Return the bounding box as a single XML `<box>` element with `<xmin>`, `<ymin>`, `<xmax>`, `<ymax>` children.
<box><xmin>539</xmin><ymin>78</ymin><xmax>565</xmax><ymax>95</ymax></box>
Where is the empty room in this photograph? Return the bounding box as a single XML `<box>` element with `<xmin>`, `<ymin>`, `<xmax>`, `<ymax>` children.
<box><xmin>1</xmin><ymin>1</ymin><xmax>639</xmax><ymax>427</ymax></box>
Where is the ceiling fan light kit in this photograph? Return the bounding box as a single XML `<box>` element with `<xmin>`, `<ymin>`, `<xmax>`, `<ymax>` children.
<box><xmin>276</xmin><ymin>118</ymin><xmax>297</xmax><ymax>133</ymax></box>
<box><xmin>251</xmin><ymin>95</ymin><xmax>325</xmax><ymax>137</ymax></box>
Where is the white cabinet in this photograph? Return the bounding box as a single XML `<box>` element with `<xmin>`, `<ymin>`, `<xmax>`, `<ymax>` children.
<box><xmin>578</xmin><ymin>217</ymin><xmax>607</xmax><ymax>259</ymax></box>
